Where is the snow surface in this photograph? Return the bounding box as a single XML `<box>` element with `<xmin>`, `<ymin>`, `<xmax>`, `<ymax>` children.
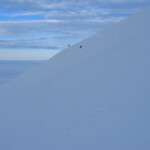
<box><xmin>0</xmin><ymin>60</ymin><xmax>42</xmax><ymax>86</ymax></box>
<box><xmin>0</xmin><ymin>7</ymin><xmax>150</xmax><ymax>150</ymax></box>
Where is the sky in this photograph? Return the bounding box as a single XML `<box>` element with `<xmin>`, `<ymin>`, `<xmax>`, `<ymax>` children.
<box><xmin>0</xmin><ymin>0</ymin><xmax>150</xmax><ymax>60</ymax></box>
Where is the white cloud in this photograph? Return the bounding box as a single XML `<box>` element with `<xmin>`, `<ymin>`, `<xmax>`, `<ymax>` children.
<box><xmin>0</xmin><ymin>13</ymin><xmax>125</xmax><ymax>36</ymax></box>
<box><xmin>0</xmin><ymin>0</ymin><xmax>149</xmax><ymax>51</ymax></box>
<box><xmin>11</xmin><ymin>12</ymin><xmax>43</xmax><ymax>17</ymax></box>
<box><xmin>0</xmin><ymin>0</ymin><xmax>149</xmax><ymax>11</ymax></box>
<box><xmin>0</xmin><ymin>13</ymin><xmax>125</xmax><ymax>49</ymax></box>
<box><xmin>110</xmin><ymin>0</ymin><xmax>150</xmax><ymax>3</ymax></box>
<box><xmin>88</xmin><ymin>0</ymin><xmax>150</xmax><ymax>3</ymax></box>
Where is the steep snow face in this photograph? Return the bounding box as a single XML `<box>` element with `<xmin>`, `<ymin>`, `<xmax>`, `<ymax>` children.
<box><xmin>0</xmin><ymin>7</ymin><xmax>150</xmax><ymax>150</ymax></box>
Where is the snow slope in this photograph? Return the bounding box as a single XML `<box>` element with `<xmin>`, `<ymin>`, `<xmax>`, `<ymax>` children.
<box><xmin>0</xmin><ymin>60</ymin><xmax>42</xmax><ymax>86</ymax></box>
<box><xmin>0</xmin><ymin>7</ymin><xmax>150</xmax><ymax>150</ymax></box>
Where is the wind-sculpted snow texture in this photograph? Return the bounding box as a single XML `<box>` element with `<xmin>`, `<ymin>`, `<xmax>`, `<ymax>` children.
<box><xmin>0</xmin><ymin>7</ymin><xmax>150</xmax><ymax>150</ymax></box>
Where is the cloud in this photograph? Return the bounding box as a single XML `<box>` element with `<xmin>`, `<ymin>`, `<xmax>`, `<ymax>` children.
<box><xmin>0</xmin><ymin>20</ymin><xmax>61</xmax><ymax>36</ymax></box>
<box><xmin>10</xmin><ymin>12</ymin><xmax>43</xmax><ymax>17</ymax></box>
<box><xmin>109</xmin><ymin>0</ymin><xmax>150</xmax><ymax>3</ymax></box>
<box><xmin>0</xmin><ymin>0</ymin><xmax>149</xmax><ymax>51</ymax></box>
<box><xmin>0</xmin><ymin>0</ymin><xmax>149</xmax><ymax>11</ymax></box>
<box><xmin>0</xmin><ymin>14</ymin><xmax>124</xmax><ymax>37</ymax></box>
<box><xmin>0</xmin><ymin>39</ymin><xmax>59</xmax><ymax>49</ymax></box>
<box><xmin>0</xmin><ymin>0</ymin><xmax>73</xmax><ymax>11</ymax></box>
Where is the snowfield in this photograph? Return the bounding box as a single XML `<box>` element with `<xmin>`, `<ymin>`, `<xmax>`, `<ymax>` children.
<box><xmin>0</xmin><ymin>7</ymin><xmax>150</xmax><ymax>150</ymax></box>
<box><xmin>0</xmin><ymin>60</ymin><xmax>42</xmax><ymax>86</ymax></box>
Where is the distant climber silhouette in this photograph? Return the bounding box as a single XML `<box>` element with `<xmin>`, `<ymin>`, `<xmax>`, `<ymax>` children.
<box><xmin>80</xmin><ymin>45</ymin><xmax>82</xmax><ymax>48</ymax></box>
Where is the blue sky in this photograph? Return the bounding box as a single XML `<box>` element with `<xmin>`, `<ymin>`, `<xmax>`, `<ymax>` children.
<box><xmin>0</xmin><ymin>0</ymin><xmax>150</xmax><ymax>60</ymax></box>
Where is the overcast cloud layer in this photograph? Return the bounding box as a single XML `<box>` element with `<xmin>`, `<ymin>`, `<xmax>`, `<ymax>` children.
<box><xmin>0</xmin><ymin>0</ymin><xmax>150</xmax><ymax>51</ymax></box>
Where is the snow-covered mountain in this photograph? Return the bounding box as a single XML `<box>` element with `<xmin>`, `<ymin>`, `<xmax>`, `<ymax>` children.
<box><xmin>0</xmin><ymin>7</ymin><xmax>150</xmax><ymax>150</ymax></box>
